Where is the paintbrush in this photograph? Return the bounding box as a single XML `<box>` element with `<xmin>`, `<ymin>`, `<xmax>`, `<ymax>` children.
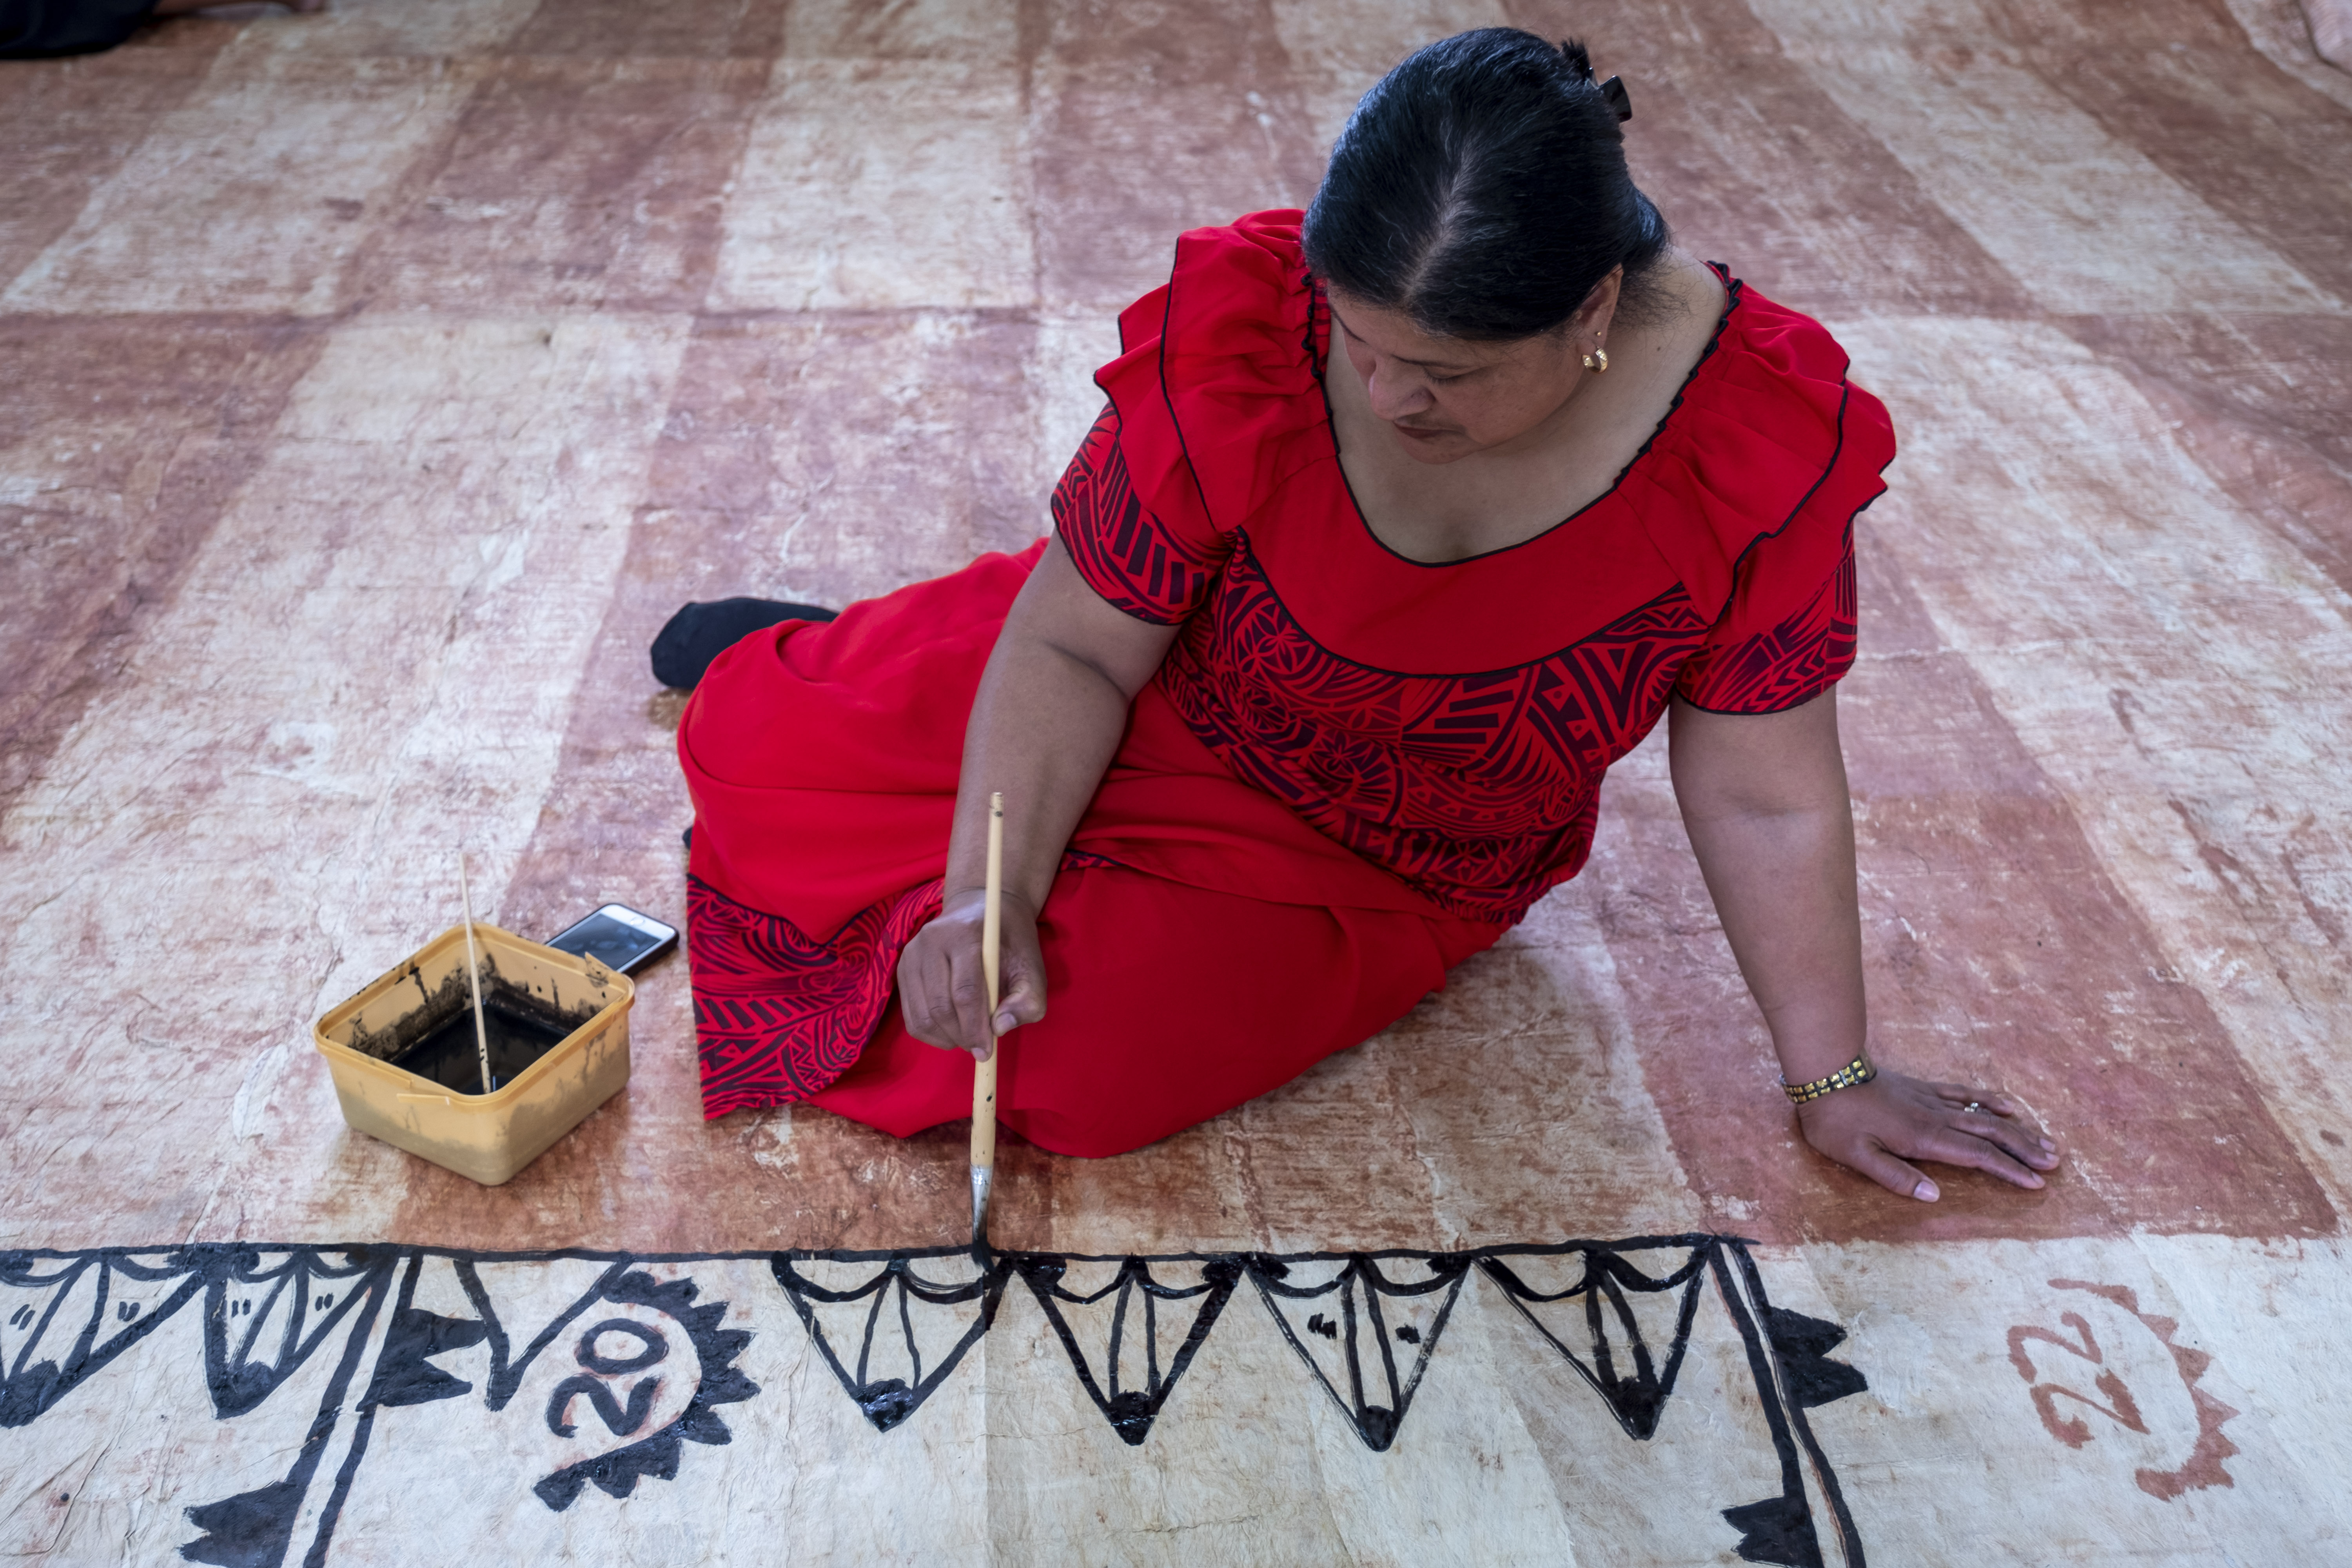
<box><xmin>459</xmin><ymin>852</ymin><xmax>493</xmax><ymax>1096</ymax></box>
<box><xmin>970</xmin><ymin>791</ymin><xmax>1004</xmax><ymax>1258</ymax></box>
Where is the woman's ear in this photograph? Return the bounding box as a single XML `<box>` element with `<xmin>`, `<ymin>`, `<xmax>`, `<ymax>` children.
<box><xmin>1577</xmin><ymin>265</ymin><xmax>1626</xmax><ymax>341</ymax></box>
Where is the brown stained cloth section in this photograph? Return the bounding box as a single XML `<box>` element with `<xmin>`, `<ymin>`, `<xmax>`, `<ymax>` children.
<box><xmin>2</xmin><ymin>0</ymin><xmax>2344</xmax><ymax>1270</ymax></box>
<box><xmin>353</xmin><ymin>57</ymin><xmax>775</xmax><ymax>314</ymax></box>
<box><xmin>1032</xmin><ymin>0</ymin><xmax>1327</xmax><ymax>310</ymax></box>
<box><xmin>1588</xmin><ymin>526</ymin><xmax>2336</xmax><ymax>1244</ymax></box>
<box><xmin>0</xmin><ymin>24</ymin><xmax>234</xmax><ymax>284</ymax></box>
<box><xmin>1994</xmin><ymin>0</ymin><xmax>2352</xmax><ymax>305</ymax></box>
<box><xmin>0</xmin><ymin>315</ymin><xmax>328</xmax><ymax>804</ymax></box>
<box><xmin>498</xmin><ymin>0</ymin><xmax>789</xmax><ymax>62</ymax></box>
<box><xmin>2059</xmin><ymin>313</ymin><xmax>2352</xmax><ymax>601</ymax></box>
<box><xmin>1506</xmin><ymin>0</ymin><xmax>2039</xmax><ymax>320</ymax></box>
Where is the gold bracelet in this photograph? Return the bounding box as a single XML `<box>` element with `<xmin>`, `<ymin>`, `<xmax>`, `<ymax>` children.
<box><xmin>1780</xmin><ymin>1055</ymin><xmax>1875</xmax><ymax>1104</ymax></box>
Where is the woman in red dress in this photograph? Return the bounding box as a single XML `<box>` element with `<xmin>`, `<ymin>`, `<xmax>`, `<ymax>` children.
<box><xmin>670</xmin><ymin>30</ymin><xmax>2061</xmax><ymax>1201</ymax></box>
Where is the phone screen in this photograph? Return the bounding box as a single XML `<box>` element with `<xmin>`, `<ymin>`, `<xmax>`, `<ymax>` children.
<box><xmin>545</xmin><ymin>904</ymin><xmax>678</xmax><ymax>975</ymax></box>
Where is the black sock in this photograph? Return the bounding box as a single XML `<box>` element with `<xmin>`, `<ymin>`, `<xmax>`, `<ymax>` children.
<box><xmin>650</xmin><ymin>597</ymin><xmax>838</xmax><ymax>690</ymax></box>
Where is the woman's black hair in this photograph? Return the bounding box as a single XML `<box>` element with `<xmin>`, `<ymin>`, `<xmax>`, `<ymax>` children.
<box><xmin>1302</xmin><ymin>29</ymin><xmax>1671</xmax><ymax>341</ymax></box>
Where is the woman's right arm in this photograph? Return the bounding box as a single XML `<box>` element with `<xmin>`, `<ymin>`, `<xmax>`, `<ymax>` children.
<box><xmin>894</xmin><ymin>535</ymin><xmax>1180</xmax><ymax>1059</ymax></box>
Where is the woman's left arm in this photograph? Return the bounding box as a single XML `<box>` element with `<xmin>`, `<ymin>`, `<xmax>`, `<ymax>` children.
<box><xmin>1667</xmin><ymin>689</ymin><xmax>2062</xmax><ymax>1201</ymax></box>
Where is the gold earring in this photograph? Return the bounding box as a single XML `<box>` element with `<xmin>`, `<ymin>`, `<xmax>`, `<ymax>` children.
<box><xmin>1582</xmin><ymin>347</ymin><xmax>1609</xmax><ymax>374</ymax></box>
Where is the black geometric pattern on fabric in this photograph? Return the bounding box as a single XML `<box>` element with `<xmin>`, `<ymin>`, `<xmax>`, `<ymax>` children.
<box><xmin>530</xmin><ymin>1271</ymin><xmax>759</xmax><ymax>1512</ymax></box>
<box><xmin>1710</xmin><ymin>1244</ymin><xmax>1869</xmax><ymax>1568</ymax></box>
<box><xmin>203</xmin><ymin>1248</ymin><xmax>391</xmax><ymax>1421</ymax></box>
<box><xmin>1766</xmin><ymin>1306</ymin><xmax>1871</xmax><ymax>1410</ymax></box>
<box><xmin>179</xmin><ymin>1481</ymin><xmax>307</xmax><ymax>1568</ymax></box>
<box><xmin>1165</xmin><ymin>540</ymin><xmax>1712</xmax><ymax>923</ymax></box>
<box><xmin>0</xmin><ymin>1249</ymin><xmax>208</xmax><ymax>1428</ymax></box>
<box><xmin>1674</xmin><ymin>548</ymin><xmax>1858</xmax><ymax>717</ymax></box>
<box><xmin>1479</xmin><ymin>1243</ymin><xmax>1712</xmax><ymax>1439</ymax></box>
<box><xmin>3</xmin><ymin>1238</ymin><xmax>1869</xmax><ymax>1564</ymax></box>
<box><xmin>180</xmin><ymin>1252</ymin><xmax>396</xmax><ymax>1568</ymax></box>
<box><xmin>1051</xmin><ymin>397</ymin><xmax>1861</xmax><ymax>925</ymax></box>
<box><xmin>1724</xmin><ymin>1492</ymin><xmax>1829</xmax><ymax>1568</ymax></box>
<box><xmin>1247</xmin><ymin>1252</ymin><xmax>1474</xmax><ymax>1452</ymax></box>
<box><xmin>171</xmin><ymin>1249</ymin><xmax>760</xmax><ymax>1561</ymax></box>
<box><xmin>1053</xmin><ymin>401</ymin><xmax>1225</xmax><ymax>626</ymax></box>
<box><xmin>770</xmin><ymin>1252</ymin><xmax>1009</xmax><ymax>1433</ymax></box>
<box><xmin>688</xmin><ymin>850</ymin><xmax>1129</xmax><ymax>1118</ymax></box>
<box><xmin>687</xmin><ymin>873</ymin><xmax>943</xmax><ymax>1118</ymax></box>
<box><xmin>1016</xmin><ymin>1254</ymin><xmax>1243</xmax><ymax>1446</ymax></box>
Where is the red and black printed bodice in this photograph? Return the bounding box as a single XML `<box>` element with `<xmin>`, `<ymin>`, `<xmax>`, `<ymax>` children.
<box><xmin>1060</xmin><ymin>210</ymin><xmax>1893</xmax><ymax>926</ymax></box>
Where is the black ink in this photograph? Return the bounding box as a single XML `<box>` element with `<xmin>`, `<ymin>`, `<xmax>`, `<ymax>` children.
<box><xmin>547</xmin><ymin>1374</ymin><xmax>659</xmax><ymax>1438</ymax></box>
<box><xmin>1708</xmin><ymin>1245</ymin><xmax>1870</xmax><ymax>1568</ymax></box>
<box><xmin>1723</xmin><ymin>1493</ymin><xmax>1826</xmax><ymax>1568</ymax></box>
<box><xmin>1017</xmin><ymin>1255</ymin><xmax>1240</xmax><ymax>1446</ymax></box>
<box><xmin>454</xmin><ymin>1257</ymin><xmax>631</xmax><ymax>1411</ymax></box>
<box><xmin>771</xmin><ymin>1254</ymin><xmax>1004</xmax><ymax>1434</ymax></box>
<box><xmin>7</xmin><ymin>1235</ymin><xmax>1867</xmax><ymax>1564</ymax></box>
<box><xmin>386</xmin><ymin>984</ymin><xmax>574</xmax><ymax>1094</ymax></box>
<box><xmin>181</xmin><ymin>1251</ymin><xmax>393</xmax><ymax>1568</ymax></box>
<box><xmin>1732</xmin><ymin>1248</ymin><xmax>1866</xmax><ymax>1567</ymax></box>
<box><xmin>203</xmin><ymin>1249</ymin><xmax>381</xmax><ymax>1420</ymax></box>
<box><xmin>1252</xmin><ymin>1252</ymin><xmax>1470</xmax><ymax>1453</ymax></box>
<box><xmin>1765</xmin><ymin>1307</ymin><xmax>1869</xmax><ymax>1410</ymax></box>
<box><xmin>575</xmin><ymin>1319</ymin><xmax>668</xmax><ymax>1376</ymax></box>
<box><xmin>180</xmin><ymin>1481</ymin><xmax>305</xmax><ymax>1568</ymax></box>
<box><xmin>0</xmin><ymin>1251</ymin><xmax>207</xmax><ymax>1428</ymax></box>
<box><xmin>362</xmin><ymin>1262</ymin><xmax>489</xmax><ymax>1412</ymax></box>
<box><xmin>532</xmin><ymin>1271</ymin><xmax>757</xmax><ymax>1514</ymax></box>
<box><xmin>1482</xmin><ymin>1245</ymin><xmax>1708</xmax><ymax>1441</ymax></box>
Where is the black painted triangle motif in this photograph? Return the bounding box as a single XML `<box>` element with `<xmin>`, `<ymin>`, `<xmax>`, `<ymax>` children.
<box><xmin>1764</xmin><ymin>1306</ymin><xmax>1869</xmax><ymax>1410</ymax></box>
<box><xmin>1480</xmin><ymin>1243</ymin><xmax>1711</xmax><ymax>1439</ymax></box>
<box><xmin>771</xmin><ymin>1250</ymin><xmax>1007</xmax><ymax>1432</ymax></box>
<box><xmin>363</xmin><ymin>1254</ymin><xmax>490</xmax><ymax>1412</ymax></box>
<box><xmin>1723</xmin><ymin>1491</ymin><xmax>1827</xmax><ymax>1568</ymax></box>
<box><xmin>1249</xmin><ymin>1254</ymin><xmax>1471</xmax><ymax>1452</ymax></box>
<box><xmin>0</xmin><ymin>1251</ymin><xmax>206</xmax><ymax>1428</ymax></box>
<box><xmin>1015</xmin><ymin>1255</ymin><xmax>1241</xmax><ymax>1446</ymax></box>
<box><xmin>205</xmin><ymin>1248</ymin><xmax>392</xmax><ymax>1420</ymax></box>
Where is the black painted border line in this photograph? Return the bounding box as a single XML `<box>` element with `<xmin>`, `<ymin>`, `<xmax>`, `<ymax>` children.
<box><xmin>0</xmin><ymin>1236</ymin><xmax>1864</xmax><ymax>1568</ymax></box>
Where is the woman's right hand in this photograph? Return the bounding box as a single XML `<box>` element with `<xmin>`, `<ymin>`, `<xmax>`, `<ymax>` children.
<box><xmin>895</xmin><ymin>889</ymin><xmax>1048</xmax><ymax>1060</ymax></box>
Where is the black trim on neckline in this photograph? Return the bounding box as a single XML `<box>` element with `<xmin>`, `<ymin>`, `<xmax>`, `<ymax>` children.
<box><xmin>1214</xmin><ymin>538</ymin><xmax>1702</xmax><ymax>683</ymax></box>
<box><xmin>1322</xmin><ymin>262</ymin><xmax>1744</xmax><ymax>571</ymax></box>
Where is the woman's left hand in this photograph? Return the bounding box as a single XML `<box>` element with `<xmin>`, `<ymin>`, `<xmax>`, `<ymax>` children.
<box><xmin>1796</xmin><ymin>1072</ymin><xmax>2062</xmax><ymax>1201</ymax></box>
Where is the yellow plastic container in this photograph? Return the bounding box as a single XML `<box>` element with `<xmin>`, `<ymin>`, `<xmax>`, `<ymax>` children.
<box><xmin>312</xmin><ymin>922</ymin><xmax>633</xmax><ymax>1186</ymax></box>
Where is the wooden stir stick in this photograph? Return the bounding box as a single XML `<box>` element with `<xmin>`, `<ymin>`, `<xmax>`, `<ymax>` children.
<box><xmin>970</xmin><ymin>791</ymin><xmax>1004</xmax><ymax>1254</ymax></box>
<box><xmin>458</xmin><ymin>853</ymin><xmax>493</xmax><ymax>1096</ymax></box>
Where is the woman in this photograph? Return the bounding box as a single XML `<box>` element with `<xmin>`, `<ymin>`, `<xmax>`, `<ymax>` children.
<box><xmin>671</xmin><ymin>29</ymin><xmax>2061</xmax><ymax>1203</ymax></box>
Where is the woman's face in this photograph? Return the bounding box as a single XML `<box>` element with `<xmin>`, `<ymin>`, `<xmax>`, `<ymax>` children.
<box><xmin>1326</xmin><ymin>270</ymin><xmax>1621</xmax><ymax>465</ymax></box>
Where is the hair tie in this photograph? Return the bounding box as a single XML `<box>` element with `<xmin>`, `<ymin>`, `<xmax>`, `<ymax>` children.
<box><xmin>1599</xmin><ymin>75</ymin><xmax>1633</xmax><ymax>123</ymax></box>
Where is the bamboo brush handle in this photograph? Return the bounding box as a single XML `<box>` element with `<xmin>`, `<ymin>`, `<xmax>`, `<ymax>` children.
<box><xmin>459</xmin><ymin>853</ymin><xmax>492</xmax><ymax>1096</ymax></box>
<box><xmin>971</xmin><ymin>792</ymin><xmax>1004</xmax><ymax>1171</ymax></box>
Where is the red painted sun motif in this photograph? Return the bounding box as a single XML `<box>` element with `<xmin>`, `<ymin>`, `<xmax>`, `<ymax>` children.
<box><xmin>2009</xmin><ymin>1278</ymin><xmax>2240</xmax><ymax>1501</ymax></box>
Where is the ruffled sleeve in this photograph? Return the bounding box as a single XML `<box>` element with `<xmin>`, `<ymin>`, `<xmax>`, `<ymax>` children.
<box><xmin>1634</xmin><ymin>281</ymin><xmax>1895</xmax><ymax>712</ymax></box>
<box><xmin>1060</xmin><ymin>207</ymin><xmax>1336</xmax><ymax>623</ymax></box>
<box><xmin>1053</xmin><ymin>401</ymin><xmax>1230</xmax><ymax>624</ymax></box>
<box><xmin>1091</xmin><ymin>209</ymin><xmax>1333</xmax><ymax>535</ymax></box>
<box><xmin>1671</xmin><ymin>478</ymin><xmax>1862</xmax><ymax>712</ymax></box>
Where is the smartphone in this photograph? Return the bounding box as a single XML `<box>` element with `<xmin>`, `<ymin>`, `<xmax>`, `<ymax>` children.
<box><xmin>545</xmin><ymin>903</ymin><xmax>678</xmax><ymax>975</ymax></box>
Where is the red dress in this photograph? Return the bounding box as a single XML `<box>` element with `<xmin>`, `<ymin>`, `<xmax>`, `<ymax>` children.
<box><xmin>678</xmin><ymin>210</ymin><xmax>1894</xmax><ymax>1156</ymax></box>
